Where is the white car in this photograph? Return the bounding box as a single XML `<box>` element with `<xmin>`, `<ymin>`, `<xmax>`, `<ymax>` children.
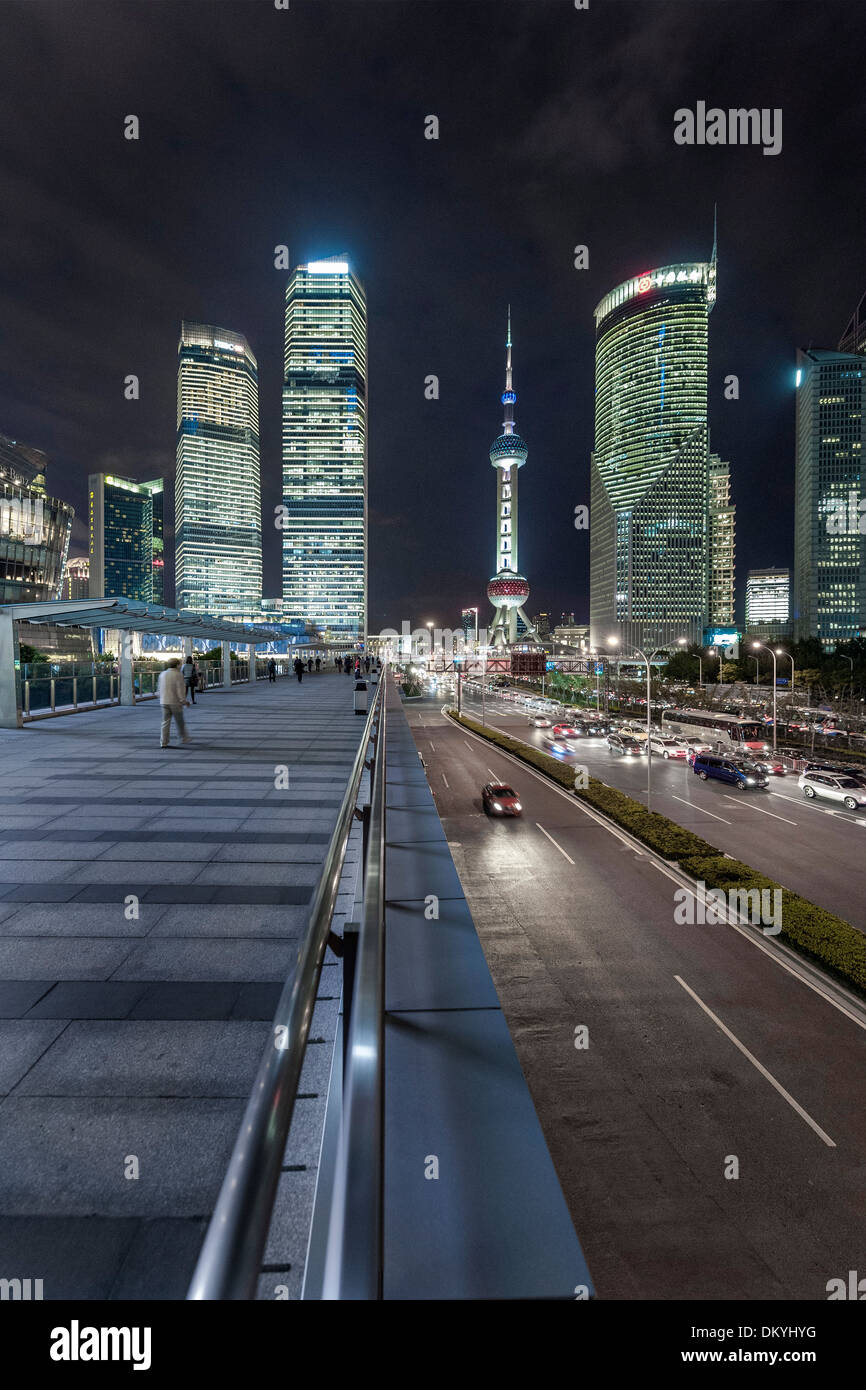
<box><xmin>798</xmin><ymin>771</ymin><xmax>866</xmax><ymax>810</ymax></box>
<box><xmin>528</xmin><ymin>715</ymin><xmax>551</xmax><ymax>728</ymax></box>
<box><xmin>649</xmin><ymin>736</ymin><xmax>687</xmax><ymax>760</ymax></box>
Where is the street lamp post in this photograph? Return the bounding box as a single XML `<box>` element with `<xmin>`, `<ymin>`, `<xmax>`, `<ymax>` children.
<box><xmin>753</xmin><ymin>642</ymin><xmax>778</xmax><ymax>752</ymax></box>
<box><xmin>775</xmin><ymin>649</ymin><xmax>794</xmax><ymax>724</ymax></box>
<box><xmin>608</xmin><ymin>638</ymin><xmax>671</xmax><ymax>813</ymax></box>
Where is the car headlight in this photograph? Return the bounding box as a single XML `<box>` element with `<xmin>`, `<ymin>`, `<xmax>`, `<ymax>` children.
<box><xmin>492</xmin><ymin>802</ymin><xmax>501</xmax><ymax>810</ymax></box>
<box><xmin>746</xmin><ymin>778</ymin><xmax>755</xmax><ymax>784</ymax></box>
<box><xmin>514</xmin><ymin>802</ymin><xmax>522</xmax><ymax>811</ymax></box>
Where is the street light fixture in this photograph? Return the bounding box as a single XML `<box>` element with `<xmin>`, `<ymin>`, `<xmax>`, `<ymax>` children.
<box><xmin>752</xmin><ymin>642</ymin><xmax>777</xmax><ymax>752</ymax></box>
<box><xmin>677</xmin><ymin>637</ymin><xmax>702</xmax><ymax>687</ymax></box>
<box><xmin>607</xmin><ymin>636</ymin><xmax>678</xmax><ymax>811</ymax></box>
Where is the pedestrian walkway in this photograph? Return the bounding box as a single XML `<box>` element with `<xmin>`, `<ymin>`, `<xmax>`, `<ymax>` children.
<box><xmin>0</xmin><ymin>670</ymin><xmax>364</xmax><ymax>1299</ymax></box>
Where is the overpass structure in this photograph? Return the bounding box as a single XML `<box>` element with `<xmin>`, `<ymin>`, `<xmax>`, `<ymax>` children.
<box><xmin>0</xmin><ymin>655</ymin><xmax>591</xmax><ymax>1299</ymax></box>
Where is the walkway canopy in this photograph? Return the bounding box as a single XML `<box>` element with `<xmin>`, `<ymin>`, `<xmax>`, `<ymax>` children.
<box><xmin>0</xmin><ymin>597</ymin><xmax>286</xmax><ymax>728</ymax></box>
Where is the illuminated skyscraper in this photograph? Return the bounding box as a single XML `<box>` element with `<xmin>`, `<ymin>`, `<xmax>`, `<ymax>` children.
<box><xmin>590</xmin><ymin>252</ymin><xmax>717</xmax><ymax>649</ymax></box>
<box><xmin>88</xmin><ymin>474</ymin><xmax>163</xmax><ymax>602</ymax></box>
<box><xmin>281</xmin><ymin>258</ymin><xmax>367</xmax><ymax>638</ymax></box>
<box><xmin>709</xmin><ymin>454</ymin><xmax>735</xmax><ymax>628</ymax></box>
<box><xmin>64</xmin><ymin>556</ymin><xmax>90</xmax><ymax>600</ymax></box>
<box><xmin>175</xmin><ymin>323</ymin><xmax>262</xmax><ymax>615</ymax></box>
<box><xmin>745</xmin><ymin>566</ymin><xmax>789</xmax><ymax>638</ymax></box>
<box><xmin>794</xmin><ymin>347</ymin><xmax>866</xmax><ymax>647</ymax></box>
<box><xmin>0</xmin><ymin>434</ymin><xmax>72</xmax><ymax>602</ymax></box>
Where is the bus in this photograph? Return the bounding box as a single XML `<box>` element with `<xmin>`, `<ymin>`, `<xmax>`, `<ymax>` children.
<box><xmin>660</xmin><ymin>708</ymin><xmax>770</xmax><ymax>753</ymax></box>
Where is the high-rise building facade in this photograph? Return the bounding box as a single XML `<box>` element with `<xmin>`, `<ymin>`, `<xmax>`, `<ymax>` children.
<box><xmin>281</xmin><ymin>258</ymin><xmax>367</xmax><ymax>638</ymax></box>
<box><xmin>794</xmin><ymin>347</ymin><xmax>866</xmax><ymax>647</ymax></box>
<box><xmin>745</xmin><ymin>566</ymin><xmax>790</xmax><ymax>638</ymax></box>
<box><xmin>176</xmin><ymin>323</ymin><xmax>262</xmax><ymax>615</ymax></box>
<box><xmin>64</xmin><ymin>556</ymin><xmax>90</xmax><ymax>600</ymax></box>
<box><xmin>590</xmin><ymin>256</ymin><xmax>717</xmax><ymax>650</ymax></box>
<box><xmin>0</xmin><ymin>434</ymin><xmax>73</xmax><ymax>602</ymax></box>
<box><xmin>709</xmin><ymin>454</ymin><xmax>735</xmax><ymax>627</ymax></box>
<box><xmin>88</xmin><ymin>474</ymin><xmax>163</xmax><ymax>602</ymax></box>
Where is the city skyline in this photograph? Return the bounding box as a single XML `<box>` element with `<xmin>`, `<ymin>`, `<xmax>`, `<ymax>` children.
<box><xmin>2</xmin><ymin>1</ymin><xmax>863</xmax><ymax>634</ymax></box>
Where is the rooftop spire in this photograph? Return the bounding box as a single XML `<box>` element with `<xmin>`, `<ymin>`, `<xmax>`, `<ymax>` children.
<box><xmin>502</xmin><ymin>305</ymin><xmax>516</xmax><ymax>434</ymax></box>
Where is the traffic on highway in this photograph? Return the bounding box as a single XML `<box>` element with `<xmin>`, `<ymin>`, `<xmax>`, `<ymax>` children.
<box><xmin>438</xmin><ymin>674</ymin><xmax>866</xmax><ymax>934</ymax></box>
<box><xmin>403</xmin><ymin>682</ymin><xmax>866</xmax><ymax>1302</ymax></box>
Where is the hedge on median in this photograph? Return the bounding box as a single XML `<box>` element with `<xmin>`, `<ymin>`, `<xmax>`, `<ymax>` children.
<box><xmin>447</xmin><ymin>709</ymin><xmax>866</xmax><ymax>995</ymax></box>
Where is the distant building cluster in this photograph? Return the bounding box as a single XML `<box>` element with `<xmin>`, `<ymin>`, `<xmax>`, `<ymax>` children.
<box><xmin>2</xmin><ymin>259</ymin><xmax>368</xmax><ymax>642</ymax></box>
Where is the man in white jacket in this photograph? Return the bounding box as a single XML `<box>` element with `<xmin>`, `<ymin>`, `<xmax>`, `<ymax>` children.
<box><xmin>158</xmin><ymin>658</ymin><xmax>190</xmax><ymax>748</ymax></box>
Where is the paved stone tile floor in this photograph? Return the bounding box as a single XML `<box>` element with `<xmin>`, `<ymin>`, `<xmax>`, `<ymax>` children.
<box><xmin>0</xmin><ymin>671</ymin><xmax>365</xmax><ymax>1299</ymax></box>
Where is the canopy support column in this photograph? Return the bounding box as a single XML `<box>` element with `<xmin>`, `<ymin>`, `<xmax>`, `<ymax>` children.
<box><xmin>222</xmin><ymin>641</ymin><xmax>231</xmax><ymax>688</ymax></box>
<box><xmin>119</xmin><ymin>630</ymin><xmax>135</xmax><ymax>706</ymax></box>
<box><xmin>0</xmin><ymin>613</ymin><xmax>22</xmax><ymax>729</ymax></box>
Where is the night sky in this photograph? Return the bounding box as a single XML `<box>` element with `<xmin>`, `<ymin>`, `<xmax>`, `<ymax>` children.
<box><xmin>1</xmin><ymin>0</ymin><xmax>864</xmax><ymax>633</ymax></box>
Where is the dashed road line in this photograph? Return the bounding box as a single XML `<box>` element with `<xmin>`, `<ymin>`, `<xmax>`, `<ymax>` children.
<box><xmin>675</xmin><ymin>975</ymin><xmax>836</xmax><ymax>1148</ymax></box>
<box><xmin>535</xmin><ymin>822</ymin><xmax>575</xmax><ymax>865</ymax></box>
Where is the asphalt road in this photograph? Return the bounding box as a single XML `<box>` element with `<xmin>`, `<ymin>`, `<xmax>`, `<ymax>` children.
<box><xmin>404</xmin><ymin>691</ymin><xmax>866</xmax><ymax>1300</ymax></box>
<box><xmin>454</xmin><ymin>685</ymin><xmax>866</xmax><ymax>934</ymax></box>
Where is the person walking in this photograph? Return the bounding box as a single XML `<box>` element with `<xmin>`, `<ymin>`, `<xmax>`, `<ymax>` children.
<box><xmin>315</xmin><ymin>657</ymin><xmax>321</xmax><ymax>672</ymax></box>
<box><xmin>181</xmin><ymin>655</ymin><xmax>197</xmax><ymax>704</ymax></box>
<box><xmin>294</xmin><ymin>657</ymin><xmax>304</xmax><ymax>683</ymax></box>
<box><xmin>307</xmin><ymin>657</ymin><xmax>313</xmax><ymax>673</ymax></box>
<box><xmin>159</xmin><ymin>658</ymin><xmax>190</xmax><ymax>748</ymax></box>
<box><xmin>268</xmin><ymin>657</ymin><xmax>277</xmax><ymax>683</ymax></box>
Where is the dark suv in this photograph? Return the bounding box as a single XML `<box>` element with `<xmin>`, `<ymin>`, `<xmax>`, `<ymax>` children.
<box><xmin>692</xmin><ymin>754</ymin><xmax>769</xmax><ymax>789</ymax></box>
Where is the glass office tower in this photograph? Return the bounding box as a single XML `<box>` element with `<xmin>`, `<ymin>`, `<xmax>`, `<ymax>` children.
<box><xmin>794</xmin><ymin>347</ymin><xmax>866</xmax><ymax>647</ymax></box>
<box><xmin>590</xmin><ymin>258</ymin><xmax>717</xmax><ymax>650</ymax></box>
<box><xmin>175</xmin><ymin>323</ymin><xmax>262</xmax><ymax>615</ymax></box>
<box><xmin>709</xmin><ymin>454</ymin><xmax>735</xmax><ymax>628</ymax></box>
<box><xmin>745</xmin><ymin>566</ymin><xmax>790</xmax><ymax>639</ymax></box>
<box><xmin>0</xmin><ymin>434</ymin><xmax>73</xmax><ymax>602</ymax></box>
<box><xmin>88</xmin><ymin>474</ymin><xmax>163</xmax><ymax>602</ymax></box>
<box><xmin>281</xmin><ymin>258</ymin><xmax>367</xmax><ymax>639</ymax></box>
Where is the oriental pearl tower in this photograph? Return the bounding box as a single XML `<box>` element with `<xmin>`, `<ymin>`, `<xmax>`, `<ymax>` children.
<box><xmin>487</xmin><ymin>309</ymin><xmax>538</xmax><ymax>648</ymax></box>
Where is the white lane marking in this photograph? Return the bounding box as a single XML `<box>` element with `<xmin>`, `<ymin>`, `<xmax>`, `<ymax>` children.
<box><xmin>674</xmin><ymin>975</ymin><xmax>836</xmax><ymax>1148</ymax></box>
<box><xmin>487</xmin><ymin>767</ymin><xmax>501</xmax><ymax>782</ymax></box>
<box><xmin>771</xmin><ymin>790</ymin><xmax>866</xmax><ymax>826</ymax></box>
<box><xmin>722</xmin><ymin>795</ymin><xmax>797</xmax><ymax>825</ymax></box>
<box><xmin>463</xmin><ymin>740</ymin><xmax>474</xmax><ymax>751</ymax></box>
<box><xmin>441</xmin><ymin>772</ymin><xmax>449</xmax><ymax>788</ymax></box>
<box><xmin>535</xmin><ymin>822</ymin><xmax>575</xmax><ymax>865</ymax></box>
<box><xmin>670</xmin><ymin>794</ymin><xmax>731</xmax><ymax>825</ymax></box>
<box><xmin>650</xmin><ymin>860</ymin><xmax>866</xmax><ymax>1037</ymax></box>
<box><xmin>447</xmin><ymin>708</ymin><xmax>866</xmax><ymax>1036</ymax></box>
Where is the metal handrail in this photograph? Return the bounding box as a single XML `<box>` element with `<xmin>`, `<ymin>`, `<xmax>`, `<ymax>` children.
<box><xmin>321</xmin><ymin>680</ymin><xmax>387</xmax><ymax>1299</ymax></box>
<box><xmin>187</xmin><ymin>667</ymin><xmax>386</xmax><ymax>1300</ymax></box>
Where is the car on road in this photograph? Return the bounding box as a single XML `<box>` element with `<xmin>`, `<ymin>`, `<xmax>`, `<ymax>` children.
<box><xmin>798</xmin><ymin>771</ymin><xmax>866</xmax><ymax>810</ymax></box>
<box><xmin>649</xmin><ymin>736</ymin><xmax>687</xmax><ymax>760</ymax></box>
<box><xmin>528</xmin><ymin>714</ymin><xmax>551</xmax><ymax>728</ymax></box>
<box><xmin>542</xmin><ymin>735</ymin><xmax>577</xmax><ymax>757</ymax></box>
<box><xmin>607</xmin><ymin>733</ymin><xmax>644</xmax><ymax>756</ymax></box>
<box><xmin>553</xmin><ymin>723</ymin><xmax>581</xmax><ymax>738</ymax></box>
<box><xmin>482</xmin><ymin>783</ymin><xmax>523</xmax><ymax>816</ymax></box>
<box><xmin>752</xmin><ymin>756</ymin><xmax>787</xmax><ymax>777</ymax></box>
<box><xmin>692</xmin><ymin>754</ymin><xmax>769</xmax><ymax>789</ymax></box>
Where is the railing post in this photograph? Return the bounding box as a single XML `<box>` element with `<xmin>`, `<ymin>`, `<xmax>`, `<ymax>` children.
<box><xmin>50</xmin><ymin>677</ymin><xmax>56</xmax><ymax>712</ymax></box>
<box><xmin>25</xmin><ymin>680</ymin><xmax>30</xmax><ymax>716</ymax></box>
<box><xmin>92</xmin><ymin>675</ymin><xmax>97</xmax><ymax>706</ymax></box>
<box><xmin>73</xmin><ymin>676</ymin><xmax>78</xmax><ymax>708</ymax></box>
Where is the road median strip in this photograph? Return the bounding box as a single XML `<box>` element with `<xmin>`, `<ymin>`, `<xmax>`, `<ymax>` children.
<box><xmin>446</xmin><ymin>708</ymin><xmax>866</xmax><ymax>995</ymax></box>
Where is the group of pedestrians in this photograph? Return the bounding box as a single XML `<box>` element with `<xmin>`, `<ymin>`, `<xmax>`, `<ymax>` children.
<box><xmin>159</xmin><ymin>648</ymin><xmax>375</xmax><ymax>746</ymax></box>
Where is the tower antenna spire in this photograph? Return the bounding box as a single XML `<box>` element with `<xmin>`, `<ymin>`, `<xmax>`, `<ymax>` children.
<box><xmin>503</xmin><ymin>305</ymin><xmax>515</xmax><ymax>433</ymax></box>
<box><xmin>711</xmin><ymin>203</ymin><xmax>718</xmax><ymax>268</ymax></box>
